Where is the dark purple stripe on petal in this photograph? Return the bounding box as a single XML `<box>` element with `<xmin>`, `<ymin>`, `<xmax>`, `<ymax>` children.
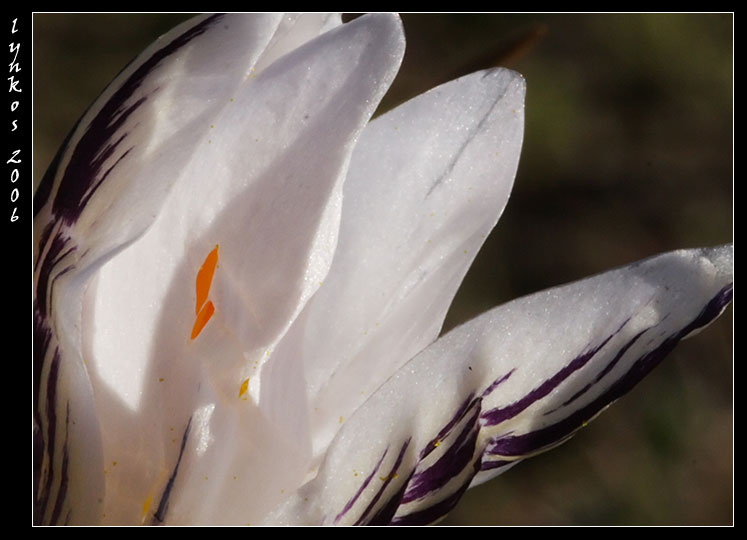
<box><xmin>34</xmin><ymin>222</ymin><xmax>55</xmax><ymax>272</ymax></box>
<box><xmin>355</xmin><ymin>438</ymin><xmax>411</xmax><ymax>525</ymax></box>
<box><xmin>33</xmin><ymin>309</ymin><xmax>53</xmax><ymax>524</ymax></box>
<box><xmin>486</xmin><ymin>285</ymin><xmax>733</xmax><ymax>458</ymax></box>
<box><xmin>36</xmin><ymin>349</ymin><xmax>60</xmax><ymax>524</ymax></box>
<box><xmin>152</xmin><ymin>417</ymin><xmax>192</xmax><ymax>525</ymax></box>
<box><xmin>52</xmin><ymin>15</ymin><xmax>223</xmax><ymax>225</ymax></box>
<box><xmin>365</xmin><ymin>474</ymin><xmax>412</xmax><ymax>526</ymax></box>
<box><xmin>545</xmin><ymin>328</ymin><xmax>650</xmax><ymax>416</ymax></box>
<box><xmin>686</xmin><ymin>283</ymin><xmax>733</xmax><ymax>333</ymax></box>
<box><xmin>389</xmin><ymin>457</ymin><xmax>482</xmax><ymax>526</ymax></box>
<box><xmin>481</xmin><ymin>368</ymin><xmax>514</xmax><ymax>398</ymax></box>
<box><xmin>33</xmin><ymin>309</ymin><xmax>52</xmax><ymax>414</ymax></box>
<box><xmin>35</xmin><ymin>232</ymin><xmax>72</xmax><ymax>318</ymax></box>
<box><xmin>334</xmin><ymin>447</ymin><xmax>389</xmax><ymax>524</ymax></box>
<box><xmin>34</xmin><ymin>125</ymin><xmax>78</xmax><ymax>218</ymax></box>
<box><xmin>480</xmin><ymin>329</ymin><xmax>620</xmax><ymax>427</ymax></box>
<box><xmin>49</xmin><ymin>403</ymin><xmax>71</xmax><ymax>525</ymax></box>
<box><xmin>402</xmin><ymin>402</ymin><xmax>481</xmax><ymax>504</ymax></box>
<box><xmin>419</xmin><ymin>393</ymin><xmax>474</xmax><ymax>460</ymax></box>
<box><xmin>33</xmin><ymin>417</ymin><xmax>43</xmax><ymax>519</ymax></box>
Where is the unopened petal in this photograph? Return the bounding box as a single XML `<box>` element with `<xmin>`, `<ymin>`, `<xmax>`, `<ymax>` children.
<box><xmin>262</xmin><ymin>69</ymin><xmax>525</xmax><ymax>461</ymax></box>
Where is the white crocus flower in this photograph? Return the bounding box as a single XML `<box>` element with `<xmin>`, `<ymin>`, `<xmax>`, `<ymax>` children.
<box><xmin>34</xmin><ymin>14</ymin><xmax>732</xmax><ymax>526</ymax></box>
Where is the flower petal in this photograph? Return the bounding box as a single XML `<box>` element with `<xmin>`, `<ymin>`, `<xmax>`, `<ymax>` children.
<box><xmin>84</xmin><ymin>14</ymin><xmax>403</xmax><ymax>525</ymax></box>
<box><xmin>34</xmin><ymin>14</ymin><xmax>286</xmax><ymax>525</ymax></box>
<box><xmin>264</xmin><ymin>245</ymin><xmax>732</xmax><ymax>525</ymax></box>
<box><xmin>35</xmin><ymin>13</ymin><xmax>406</xmax><ymax>525</ymax></box>
<box><xmin>261</xmin><ymin>68</ymin><xmax>525</xmax><ymax>461</ymax></box>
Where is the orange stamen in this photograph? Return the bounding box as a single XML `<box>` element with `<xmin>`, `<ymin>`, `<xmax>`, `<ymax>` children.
<box><xmin>191</xmin><ymin>300</ymin><xmax>215</xmax><ymax>340</ymax></box>
<box><xmin>195</xmin><ymin>246</ymin><xmax>219</xmax><ymax>315</ymax></box>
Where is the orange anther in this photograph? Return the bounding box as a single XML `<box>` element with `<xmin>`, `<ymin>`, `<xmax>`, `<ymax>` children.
<box><xmin>195</xmin><ymin>246</ymin><xmax>219</xmax><ymax>315</ymax></box>
<box><xmin>191</xmin><ymin>300</ymin><xmax>215</xmax><ymax>340</ymax></box>
<box><xmin>238</xmin><ymin>378</ymin><xmax>250</xmax><ymax>398</ymax></box>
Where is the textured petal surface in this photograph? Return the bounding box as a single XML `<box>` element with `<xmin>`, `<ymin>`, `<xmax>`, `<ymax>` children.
<box><xmin>35</xmin><ymin>13</ymin><xmax>405</xmax><ymax>525</ymax></box>
<box><xmin>265</xmin><ymin>245</ymin><xmax>732</xmax><ymax>525</ymax></box>
<box><xmin>261</xmin><ymin>69</ymin><xmax>525</xmax><ymax>461</ymax></box>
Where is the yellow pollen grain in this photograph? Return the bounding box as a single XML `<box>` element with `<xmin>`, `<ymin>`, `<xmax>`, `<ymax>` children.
<box><xmin>141</xmin><ymin>496</ymin><xmax>152</xmax><ymax>519</ymax></box>
<box><xmin>112</xmin><ymin>461</ymin><xmax>117</xmax><ymax>467</ymax></box>
<box><xmin>239</xmin><ymin>378</ymin><xmax>250</xmax><ymax>398</ymax></box>
<box><xmin>434</xmin><ymin>441</ymin><xmax>440</xmax><ymax>447</ymax></box>
<box><xmin>159</xmin><ymin>378</ymin><xmax>164</xmax><ymax>382</ymax></box>
<box><xmin>339</xmin><ymin>416</ymin><xmax>343</xmax><ymax>424</ymax></box>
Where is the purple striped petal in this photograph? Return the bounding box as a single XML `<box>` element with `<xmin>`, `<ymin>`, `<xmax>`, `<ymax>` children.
<box><xmin>265</xmin><ymin>245</ymin><xmax>732</xmax><ymax>525</ymax></box>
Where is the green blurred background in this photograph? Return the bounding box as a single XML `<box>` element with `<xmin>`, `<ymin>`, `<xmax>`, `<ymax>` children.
<box><xmin>33</xmin><ymin>14</ymin><xmax>733</xmax><ymax>526</ymax></box>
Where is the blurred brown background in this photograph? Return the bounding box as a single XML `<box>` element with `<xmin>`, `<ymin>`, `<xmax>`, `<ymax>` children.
<box><xmin>33</xmin><ymin>14</ymin><xmax>732</xmax><ymax>525</ymax></box>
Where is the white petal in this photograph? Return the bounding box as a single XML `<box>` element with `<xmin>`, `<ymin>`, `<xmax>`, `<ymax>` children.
<box><xmin>261</xmin><ymin>69</ymin><xmax>525</xmax><ymax>460</ymax></box>
<box><xmin>34</xmin><ymin>14</ymin><xmax>284</xmax><ymax>525</ymax></box>
<box><xmin>265</xmin><ymin>245</ymin><xmax>732</xmax><ymax>525</ymax></box>
<box><xmin>36</xmin><ymin>13</ymin><xmax>405</xmax><ymax>525</ymax></box>
<box><xmin>85</xmin><ymin>14</ymin><xmax>404</xmax><ymax>525</ymax></box>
